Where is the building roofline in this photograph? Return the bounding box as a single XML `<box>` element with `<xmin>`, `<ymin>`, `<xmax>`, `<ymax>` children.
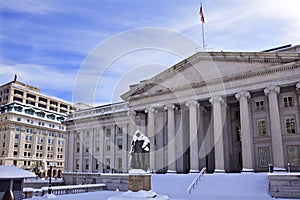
<box><xmin>121</xmin><ymin>48</ymin><xmax>300</xmax><ymax>100</ymax></box>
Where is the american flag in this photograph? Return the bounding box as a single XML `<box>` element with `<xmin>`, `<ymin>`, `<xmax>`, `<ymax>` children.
<box><xmin>199</xmin><ymin>4</ymin><xmax>205</xmax><ymax>23</ymax></box>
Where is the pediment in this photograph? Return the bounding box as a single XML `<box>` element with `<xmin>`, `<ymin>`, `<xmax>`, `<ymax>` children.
<box><xmin>121</xmin><ymin>51</ymin><xmax>300</xmax><ymax>100</ymax></box>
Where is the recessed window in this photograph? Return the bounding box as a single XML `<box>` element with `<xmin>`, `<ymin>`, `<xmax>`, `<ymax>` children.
<box><xmin>285</xmin><ymin>116</ymin><xmax>296</xmax><ymax>134</ymax></box>
<box><xmin>106</xmin><ymin>129</ymin><xmax>111</xmax><ymax>137</ymax></box>
<box><xmin>255</xmin><ymin>100</ymin><xmax>264</xmax><ymax>111</ymax></box>
<box><xmin>257</xmin><ymin>119</ymin><xmax>267</xmax><ymax>137</ymax></box>
<box><xmin>283</xmin><ymin>96</ymin><xmax>294</xmax><ymax>107</ymax></box>
<box><xmin>287</xmin><ymin>146</ymin><xmax>300</xmax><ymax>166</ymax></box>
<box><xmin>117</xmin><ymin>138</ymin><xmax>123</xmax><ymax>150</ymax></box>
<box><xmin>258</xmin><ymin>147</ymin><xmax>270</xmax><ymax>168</ymax></box>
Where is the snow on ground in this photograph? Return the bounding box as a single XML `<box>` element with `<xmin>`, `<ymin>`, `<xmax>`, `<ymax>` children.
<box><xmin>26</xmin><ymin>173</ymin><xmax>292</xmax><ymax>200</ymax></box>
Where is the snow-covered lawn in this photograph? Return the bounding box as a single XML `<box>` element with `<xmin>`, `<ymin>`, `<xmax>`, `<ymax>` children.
<box><xmin>26</xmin><ymin>173</ymin><xmax>291</xmax><ymax>200</ymax></box>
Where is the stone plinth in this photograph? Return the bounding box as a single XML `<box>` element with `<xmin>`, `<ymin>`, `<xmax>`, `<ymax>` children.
<box><xmin>128</xmin><ymin>174</ymin><xmax>151</xmax><ymax>192</ymax></box>
<box><xmin>268</xmin><ymin>173</ymin><xmax>300</xmax><ymax>199</ymax></box>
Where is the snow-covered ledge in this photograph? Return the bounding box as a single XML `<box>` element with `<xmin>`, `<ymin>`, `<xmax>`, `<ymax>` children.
<box><xmin>268</xmin><ymin>172</ymin><xmax>300</xmax><ymax>198</ymax></box>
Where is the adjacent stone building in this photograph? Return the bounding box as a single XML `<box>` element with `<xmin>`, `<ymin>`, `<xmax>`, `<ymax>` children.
<box><xmin>0</xmin><ymin>81</ymin><xmax>79</xmax><ymax>177</ymax></box>
<box><xmin>64</xmin><ymin>45</ymin><xmax>300</xmax><ymax>174</ymax></box>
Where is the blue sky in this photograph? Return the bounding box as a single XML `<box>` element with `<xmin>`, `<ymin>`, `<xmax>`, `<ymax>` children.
<box><xmin>1</xmin><ymin>0</ymin><xmax>300</xmax><ymax>105</ymax></box>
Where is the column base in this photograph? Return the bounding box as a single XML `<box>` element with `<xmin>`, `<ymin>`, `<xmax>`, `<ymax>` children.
<box><xmin>242</xmin><ymin>168</ymin><xmax>255</xmax><ymax>173</ymax></box>
<box><xmin>214</xmin><ymin>169</ymin><xmax>225</xmax><ymax>173</ymax></box>
<box><xmin>189</xmin><ymin>169</ymin><xmax>200</xmax><ymax>173</ymax></box>
<box><xmin>166</xmin><ymin>170</ymin><xmax>177</xmax><ymax>173</ymax></box>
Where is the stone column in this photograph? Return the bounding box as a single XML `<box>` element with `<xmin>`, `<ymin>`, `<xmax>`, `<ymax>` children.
<box><xmin>164</xmin><ymin>104</ymin><xmax>176</xmax><ymax>173</ymax></box>
<box><xmin>235</xmin><ymin>91</ymin><xmax>254</xmax><ymax>172</ymax></box>
<box><xmin>79</xmin><ymin>131</ymin><xmax>84</xmax><ymax>171</ymax></box>
<box><xmin>67</xmin><ymin>132</ymin><xmax>74</xmax><ymax>172</ymax></box>
<box><xmin>110</xmin><ymin>125</ymin><xmax>116</xmax><ymax>172</ymax></box>
<box><xmin>98</xmin><ymin>127</ymin><xmax>105</xmax><ymax>173</ymax></box>
<box><xmin>88</xmin><ymin>130</ymin><xmax>94</xmax><ymax>172</ymax></box>
<box><xmin>264</xmin><ymin>86</ymin><xmax>285</xmax><ymax>169</ymax></box>
<box><xmin>198</xmin><ymin>106</ymin><xmax>206</xmax><ymax>169</ymax></box>
<box><xmin>146</xmin><ymin>107</ymin><xmax>156</xmax><ymax>172</ymax></box>
<box><xmin>186</xmin><ymin>101</ymin><xmax>200</xmax><ymax>173</ymax></box>
<box><xmin>209</xmin><ymin>96</ymin><xmax>225</xmax><ymax>173</ymax></box>
<box><xmin>122</xmin><ymin>125</ymin><xmax>128</xmax><ymax>172</ymax></box>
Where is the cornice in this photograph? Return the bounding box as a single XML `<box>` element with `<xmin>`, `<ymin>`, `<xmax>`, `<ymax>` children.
<box><xmin>128</xmin><ymin>61</ymin><xmax>300</xmax><ymax>102</ymax></box>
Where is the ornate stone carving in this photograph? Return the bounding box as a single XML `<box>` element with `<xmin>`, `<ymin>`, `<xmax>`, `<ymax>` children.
<box><xmin>235</xmin><ymin>91</ymin><xmax>251</xmax><ymax>100</ymax></box>
<box><xmin>264</xmin><ymin>86</ymin><xmax>280</xmax><ymax>95</ymax></box>
<box><xmin>209</xmin><ymin>96</ymin><xmax>224</xmax><ymax>104</ymax></box>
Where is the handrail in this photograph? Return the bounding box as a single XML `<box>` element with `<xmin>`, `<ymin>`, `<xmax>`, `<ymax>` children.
<box><xmin>187</xmin><ymin>167</ymin><xmax>206</xmax><ymax>194</ymax></box>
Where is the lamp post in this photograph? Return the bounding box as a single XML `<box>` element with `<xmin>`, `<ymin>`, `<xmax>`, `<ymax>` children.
<box><xmin>48</xmin><ymin>162</ymin><xmax>54</xmax><ymax>194</ymax></box>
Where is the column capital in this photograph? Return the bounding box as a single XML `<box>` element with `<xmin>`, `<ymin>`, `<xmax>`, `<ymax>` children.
<box><xmin>235</xmin><ymin>91</ymin><xmax>251</xmax><ymax>101</ymax></box>
<box><xmin>185</xmin><ymin>100</ymin><xmax>199</xmax><ymax>107</ymax></box>
<box><xmin>209</xmin><ymin>96</ymin><xmax>224</xmax><ymax>104</ymax></box>
<box><xmin>264</xmin><ymin>86</ymin><xmax>280</xmax><ymax>95</ymax></box>
<box><xmin>127</xmin><ymin>110</ymin><xmax>136</xmax><ymax>116</ymax></box>
<box><xmin>145</xmin><ymin>107</ymin><xmax>156</xmax><ymax>113</ymax></box>
<box><xmin>296</xmin><ymin>82</ymin><xmax>300</xmax><ymax>90</ymax></box>
<box><xmin>163</xmin><ymin>104</ymin><xmax>175</xmax><ymax>110</ymax></box>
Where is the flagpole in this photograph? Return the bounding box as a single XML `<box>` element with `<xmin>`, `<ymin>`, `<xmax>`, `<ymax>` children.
<box><xmin>201</xmin><ymin>21</ymin><xmax>205</xmax><ymax>50</ymax></box>
<box><xmin>199</xmin><ymin>2</ymin><xmax>205</xmax><ymax>50</ymax></box>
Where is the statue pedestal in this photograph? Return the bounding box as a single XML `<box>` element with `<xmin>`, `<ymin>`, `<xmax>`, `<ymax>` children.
<box><xmin>128</xmin><ymin>172</ymin><xmax>151</xmax><ymax>192</ymax></box>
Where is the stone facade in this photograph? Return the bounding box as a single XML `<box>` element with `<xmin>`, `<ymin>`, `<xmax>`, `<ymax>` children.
<box><xmin>64</xmin><ymin>45</ymin><xmax>300</xmax><ymax>174</ymax></box>
<box><xmin>268</xmin><ymin>173</ymin><xmax>300</xmax><ymax>198</ymax></box>
<box><xmin>0</xmin><ymin>81</ymin><xmax>79</xmax><ymax>176</ymax></box>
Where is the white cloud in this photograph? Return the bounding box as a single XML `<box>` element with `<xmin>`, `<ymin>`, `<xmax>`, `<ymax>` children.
<box><xmin>0</xmin><ymin>63</ymin><xmax>75</xmax><ymax>92</ymax></box>
<box><xmin>0</xmin><ymin>0</ymin><xmax>62</xmax><ymax>15</ymax></box>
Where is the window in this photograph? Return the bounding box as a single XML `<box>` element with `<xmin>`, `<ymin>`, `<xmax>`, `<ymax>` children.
<box><xmin>76</xmin><ymin>143</ymin><xmax>80</xmax><ymax>153</ymax></box>
<box><xmin>106</xmin><ymin>139</ymin><xmax>110</xmax><ymax>151</ymax></box>
<box><xmin>118</xmin><ymin>158</ymin><xmax>122</xmax><ymax>170</ymax></box>
<box><xmin>15</xmin><ymin>134</ymin><xmax>19</xmax><ymax>139</ymax></box>
<box><xmin>283</xmin><ymin>96</ymin><xmax>294</xmax><ymax>107</ymax></box>
<box><xmin>13</xmin><ymin>151</ymin><xmax>18</xmax><ymax>156</ymax></box>
<box><xmin>14</xmin><ymin>143</ymin><xmax>18</xmax><ymax>148</ymax></box>
<box><xmin>37</xmin><ymin>112</ymin><xmax>45</xmax><ymax>118</ymax></box>
<box><xmin>15</xmin><ymin>126</ymin><xmax>20</xmax><ymax>131</ymax></box>
<box><xmin>105</xmin><ymin>158</ymin><xmax>110</xmax><ymax>171</ymax></box>
<box><xmin>95</xmin><ymin>140</ymin><xmax>100</xmax><ymax>152</ymax></box>
<box><xmin>287</xmin><ymin>146</ymin><xmax>300</xmax><ymax>166</ymax></box>
<box><xmin>117</xmin><ymin>127</ymin><xmax>123</xmax><ymax>135</ymax></box>
<box><xmin>38</xmin><ymin>137</ymin><xmax>43</xmax><ymax>143</ymax></box>
<box><xmin>117</xmin><ymin>138</ymin><xmax>122</xmax><ymax>150</ymax></box>
<box><xmin>17</xmin><ymin>117</ymin><xmax>21</xmax><ymax>122</ymax></box>
<box><xmin>255</xmin><ymin>100</ymin><xmax>264</xmax><ymax>111</ymax></box>
<box><xmin>258</xmin><ymin>147</ymin><xmax>270</xmax><ymax>167</ymax></box>
<box><xmin>25</xmin><ymin>109</ymin><xmax>34</xmax><ymax>115</ymax></box>
<box><xmin>257</xmin><ymin>119</ymin><xmax>267</xmax><ymax>137</ymax></box>
<box><xmin>75</xmin><ymin>159</ymin><xmax>79</xmax><ymax>170</ymax></box>
<box><xmin>285</xmin><ymin>116</ymin><xmax>296</xmax><ymax>134</ymax></box>
<box><xmin>85</xmin><ymin>159</ymin><xmax>89</xmax><ymax>170</ymax></box>
<box><xmin>106</xmin><ymin>129</ymin><xmax>111</xmax><ymax>137</ymax></box>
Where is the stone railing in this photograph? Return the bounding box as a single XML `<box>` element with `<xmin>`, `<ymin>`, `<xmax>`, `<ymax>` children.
<box><xmin>268</xmin><ymin>173</ymin><xmax>300</xmax><ymax>199</ymax></box>
<box><xmin>23</xmin><ymin>184</ymin><xmax>106</xmax><ymax>198</ymax></box>
<box><xmin>187</xmin><ymin>167</ymin><xmax>206</xmax><ymax>194</ymax></box>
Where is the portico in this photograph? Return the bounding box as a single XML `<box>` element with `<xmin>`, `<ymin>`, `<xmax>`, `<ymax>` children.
<box><xmin>121</xmin><ymin>50</ymin><xmax>300</xmax><ymax>173</ymax></box>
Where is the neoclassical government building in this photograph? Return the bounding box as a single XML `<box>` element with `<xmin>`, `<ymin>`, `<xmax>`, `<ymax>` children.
<box><xmin>64</xmin><ymin>45</ymin><xmax>300</xmax><ymax>174</ymax></box>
